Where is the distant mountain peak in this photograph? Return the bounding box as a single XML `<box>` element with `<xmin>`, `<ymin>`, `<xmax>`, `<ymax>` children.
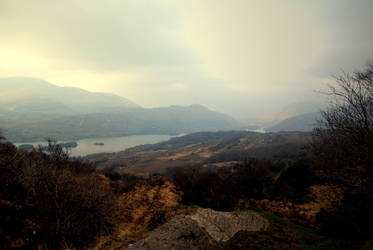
<box><xmin>0</xmin><ymin>77</ymin><xmax>140</xmax><ymax>119</ymax></box>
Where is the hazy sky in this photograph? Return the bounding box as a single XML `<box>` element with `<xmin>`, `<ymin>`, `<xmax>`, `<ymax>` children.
<box><xmin>1</xmin><ymin>0</ymin><xmax>373</xmax><ymax>120</ymax></box>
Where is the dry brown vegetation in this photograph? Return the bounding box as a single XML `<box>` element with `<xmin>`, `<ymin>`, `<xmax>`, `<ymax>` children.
<box><xmin>93</xmin><ymin>177</ymin><xmax>183</xmax><ymax>249</ymax></box>
<box><xmin>1</xmin><ymin>62</ymin><xmax>373</xmax><ymax>249</ymax></box>
<box><xmin>0</xmin><ymin>140</ymin><xmax>122</xmax><ymax>249</ymax></box>
<box><xmin>242</xmin><ymin>185</ymin><xmax>343</xmax><ymax>227</ymax></box>
<box><xmin>311</xmin><ymin>62</ymin><xmax>373</xmax><ymax>240</ymax></box>
<box><xmin>0</xmin><ymin>138</ymin><xmax>184</xmax><ymax>249</ymax></box>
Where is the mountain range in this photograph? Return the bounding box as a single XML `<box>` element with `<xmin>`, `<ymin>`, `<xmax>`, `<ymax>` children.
<box><xmin>0</xmin><ymin>77</ymin><xmax>238</xmax><ymax>142</ymax></box>
<box><xmin>0</xmin><ymin>77</ymin><xmax>139</xmax><ymax>120</ymax></box>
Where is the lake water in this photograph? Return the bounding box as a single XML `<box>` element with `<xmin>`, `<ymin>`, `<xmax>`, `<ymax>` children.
<box><xmin>15</xmin><ymin>134</ymin><xmax>180</xmax><ymax>157</ymax></box>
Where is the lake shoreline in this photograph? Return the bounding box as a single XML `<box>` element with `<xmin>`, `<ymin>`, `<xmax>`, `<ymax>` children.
<box><xmin>14</xmin><ymin>134</ymin><xmax>182</xmax><ymax>157</ymax></box>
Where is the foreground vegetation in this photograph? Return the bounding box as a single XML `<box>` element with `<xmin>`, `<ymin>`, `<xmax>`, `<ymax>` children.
<box><xmin>0</xmin><ymin>141</ymin><xmax>321</xmax><ymax>249</ymax></box>
<box><xmin>0</xmin><ymin>139</ymin><xmax>121</xmax><ymax>248</ymax></box>
<box><xmin>0</xmin><ymin>136</ymin><xmax>364</xmax><ymax>249</ymax></box>
<box><xmin>1</xmin><ymin>62</ymin><xmax>373</xmax><ymax>249</ymax></box>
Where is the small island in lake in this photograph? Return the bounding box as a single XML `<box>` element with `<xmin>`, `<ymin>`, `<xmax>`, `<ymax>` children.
<box><xmin>18</xmin><ymin>144</ymin><xmax>34</xmax><ymax>150</ymax></box>
<box><xmin>59</xmin><ymin>142</ymin><xmax>78</xmax><ymax>148</ymax></box>
<box><xmin>94</xmin><ymin>142</ymin><xmax>104</xmax><ymax>146</ymax></box>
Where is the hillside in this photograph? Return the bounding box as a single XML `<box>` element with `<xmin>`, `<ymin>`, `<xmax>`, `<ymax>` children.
<box><xmin>2</xmin><ymin>105</ymin><xmax>238</xmax><ymax>142</ymax></box>
<box><xmin>0</xmin><ymin>131</ymin><xmax>342</xmax><ymax>249</ymax></box>
<box><xmin>266</xmin><ymin>112</ymin><xmax>321</xmax><ymax>132</ymax></box>
<box><xmin>0</xmin><ymin>78</ymin><xmax>238</xmax><ymax>142</ymax></box>
<box><xmin>0</xmin><ymin>77</ymin><xmax>140</xmax><ymax>120</ymax></box>
<box><xmin>86</xmin><ymin>131</ymin><xmax>310</xmax><ymax>176</ymax></box>
<box><xmin>275</xmin><ymin>102</ymin><xmax>323</xmax><ymax>121</ymax></box>
<box><xmin>0</xmin><ymin>127</ymin><xmax>364</xmax><ymax>249</ymax></box>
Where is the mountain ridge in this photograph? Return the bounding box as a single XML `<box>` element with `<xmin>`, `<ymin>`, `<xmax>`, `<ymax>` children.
<box><xmin>266</xmin><ymin>112</ymin><xmax>321</xmax><ymax>132</ymax></box>
<box><xmin>0</xmin><ymin>77</ymin><xmax>140</xmax><ymax>120</ymax></box>
<box><xmin>0</xmin><ymin>77</ymin><xmax>239</xmax><ymax>142</ymax></box>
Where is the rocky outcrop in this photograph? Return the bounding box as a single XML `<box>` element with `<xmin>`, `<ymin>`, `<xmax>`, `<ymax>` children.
<box><xmin>125</xmin><ymin>215</ymin><xmax>215</xmax><ymax>250</ymax></box>
<box><xmin>190</xmin><ymin>208</ymin><xmax>268</xmax><ymax>242</ymax></box>
<box><xmin>124</xmin><ymin>208</ymin><xmax>268</xmax><ymax>249</ymax></box>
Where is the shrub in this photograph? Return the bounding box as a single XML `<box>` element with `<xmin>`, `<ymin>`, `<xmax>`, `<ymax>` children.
<box><xmin>170</xmin><ymin>160</ymin><xmax>276</xmax><ymax>210</ymax></box>
<box><xmin>312</xmin><ymin>61</ymin><xmax>373</xmax><ymax>241</ymax></box>
<box><xmin>273</xmin><ymin>159</ymin><xmax>316</xmax><ymax>203</ymax></box>
<box><xmin>0</xmin><ymin>139</ymin><xmax>121</xmax><ymax>249</ymax></box>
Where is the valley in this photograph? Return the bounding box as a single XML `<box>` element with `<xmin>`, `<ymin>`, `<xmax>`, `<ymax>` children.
<box><xmin>1</xmin><ymin>2</ymin><xmax>372</xmax><ymax>248</ymax></box>
<box><xmin>15</xmin><ymin>134</ymin><xmax>181</xmax><ymax>157</ymax></box>
<box><xmin>87</xmin><ymin>130</ymin><xmax>311</xmax><ymax>176</ymax></box>
<box><xmin>0</xmin><ymin>78</ymin><xmax>239</xmax><ymax>142</ymax></box>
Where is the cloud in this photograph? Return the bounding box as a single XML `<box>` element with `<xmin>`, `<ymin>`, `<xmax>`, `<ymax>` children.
<box><xmin>0</xmin><ymin>0</ymin><xmax>372</xmax><ymax>120</ymax></box>
<box><xmin>175</xmin><ymin>0</ymin><xmax>327</xmax><ymax>89</ymax></box>
<box><xmin>0</xmin><ymin>0</ymin><xmax>196</xmax><ymax>71</ymax></box>
<box><xmin>308</xmin><ymin>0</ymin><xmax>373</xmax><ymax>76</ymax></box>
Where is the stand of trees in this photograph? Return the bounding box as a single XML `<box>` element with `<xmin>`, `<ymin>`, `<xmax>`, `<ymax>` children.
<box><xmin>312</xmin><ymin>62</ymin><xmax>373</xmax><ymax>240</ymax></box>
<box><xmin>0</xmin><ymin>138</ymin><xmax>120</xmax><ymax>249</ymax></box>
<box><xmin>313</xmin><ymin>61</ymin><xmax>373</xmax><ymax>169</ymax></box>
<box><xmin>169</xmin><ymin>159</ymin><xmax>315</xmax><ymax>211</ymax></box>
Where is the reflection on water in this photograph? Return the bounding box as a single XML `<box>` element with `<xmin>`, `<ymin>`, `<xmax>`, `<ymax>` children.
<box><xmin>15</xmin><ymin>134</ymin><xmax>180</xmax><ymax>157</ymax></box>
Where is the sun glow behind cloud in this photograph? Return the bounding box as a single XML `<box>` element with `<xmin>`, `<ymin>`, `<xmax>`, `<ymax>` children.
<box><xmin>0</xmin><ymin>0</ymin><xmax>372</xmax><ymax>119</ymax></box>
<box><xmin>177</xmin><ymin>1</ymin><xmax>326</xmax><ymax>87</ymax></box>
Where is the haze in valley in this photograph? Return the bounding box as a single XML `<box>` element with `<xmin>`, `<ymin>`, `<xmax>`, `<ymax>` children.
<box><xmin>2</xmin><ymin>2</ymin><xmax>373</xmax><ymax>248</ymax></box>
<box><xmin>1</xmin><ymin>0</ymin><xmax>373</xmax><ymax>123</ymax></box>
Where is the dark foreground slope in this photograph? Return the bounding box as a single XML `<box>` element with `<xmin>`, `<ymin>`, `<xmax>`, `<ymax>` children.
<box><xmin>0</xmin><ymin>131</ymin><xmax>366</xmax><ymax>249</ymax></box>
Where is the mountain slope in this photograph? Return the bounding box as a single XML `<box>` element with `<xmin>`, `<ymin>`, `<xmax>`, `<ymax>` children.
<box><xmin>0</xmin><ymin>77</ymin><xmax>238</xmax><ymax>142</ymax></box>
<box><xmin>86</xmin><ymin>131</ymin><xmax>310</xmax><ymax>175</ymax></box>
<box><xmin>275</xmin><ymin>102</ymin><xmax>323</xmax><ymax>121</ymax></box>
<box><xmin>266</xmin><ymin>112</ymin><xmax>321</xmax><ymax>132</ymax></box>
<box><xmin>2</xmin><ymin>106</ymin><xmax>238</xmax><ymax>142</ymax></box>
<box><xmin>0</xmin><ymin>77</ymin><xmax>140</xmax><ymax>120</ymax></box>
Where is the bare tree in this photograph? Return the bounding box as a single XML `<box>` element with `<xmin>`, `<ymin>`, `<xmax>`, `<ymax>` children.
<box><xmin>312</xmin><ymin>63</ymin><xmax>373</xmax><ymax>239</ymax></box>
<box><xmin>313</xmin><ymin>61</ymin><xmax>373</xmax><ymax>168</ymax></box>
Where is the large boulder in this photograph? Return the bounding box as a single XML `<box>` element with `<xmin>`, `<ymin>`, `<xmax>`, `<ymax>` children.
<box><xmin>124</xmin><ymin>208</ymin><xmax>268</xmax><ymax>249</ymax></box>
<box><xmin>190</xmin><ymin>208</ymin><xmax>268</xmax><ymax>242</ymax></box>
<box><xmin>125</xmin><ymin>215</ymin><xmax>215</xmax><ymax>250</ymax></box>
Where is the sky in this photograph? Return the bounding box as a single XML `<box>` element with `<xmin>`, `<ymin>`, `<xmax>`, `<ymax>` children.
<box><xmin>1</xmin><ymin>0</ymin><xmax>373</xmax><ymax>121</ymax></box>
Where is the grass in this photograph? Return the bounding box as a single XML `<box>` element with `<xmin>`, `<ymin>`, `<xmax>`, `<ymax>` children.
<box><xmin>223</xmin><ymin>209</ymin><xmax>339</xmax><ymax>250</ymax></box>
<box><xmin>258</xmin><ymin>211</ymin><xmax>322</xmax><ymax>240</ymax></box>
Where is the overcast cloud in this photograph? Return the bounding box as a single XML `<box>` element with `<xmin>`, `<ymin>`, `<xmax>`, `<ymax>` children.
<box><xmin>0</xmin><ymin>0</ymin><xmax>372</xmax><ymax>120</ymax></box>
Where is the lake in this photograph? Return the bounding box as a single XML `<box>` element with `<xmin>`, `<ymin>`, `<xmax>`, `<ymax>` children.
<box><xmin>14</xmin><ymin>134</ymin><xmax>181</xmax><ymax>157</ymax></box>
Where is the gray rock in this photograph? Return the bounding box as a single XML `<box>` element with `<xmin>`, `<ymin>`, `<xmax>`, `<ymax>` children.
<box><xmin>190</xmin><ymin>208</ymin><xmax>269</xmax><ymax>242</ymax></box>
<box><xmin>124</xmin><ymin>208</ymin><xmax>268</xmax><ymax>250</ymax></box>
<box><xmin>125</xmin><ymin>215</ymin><xmax>215</xmax><ymax>250</ymax></box>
